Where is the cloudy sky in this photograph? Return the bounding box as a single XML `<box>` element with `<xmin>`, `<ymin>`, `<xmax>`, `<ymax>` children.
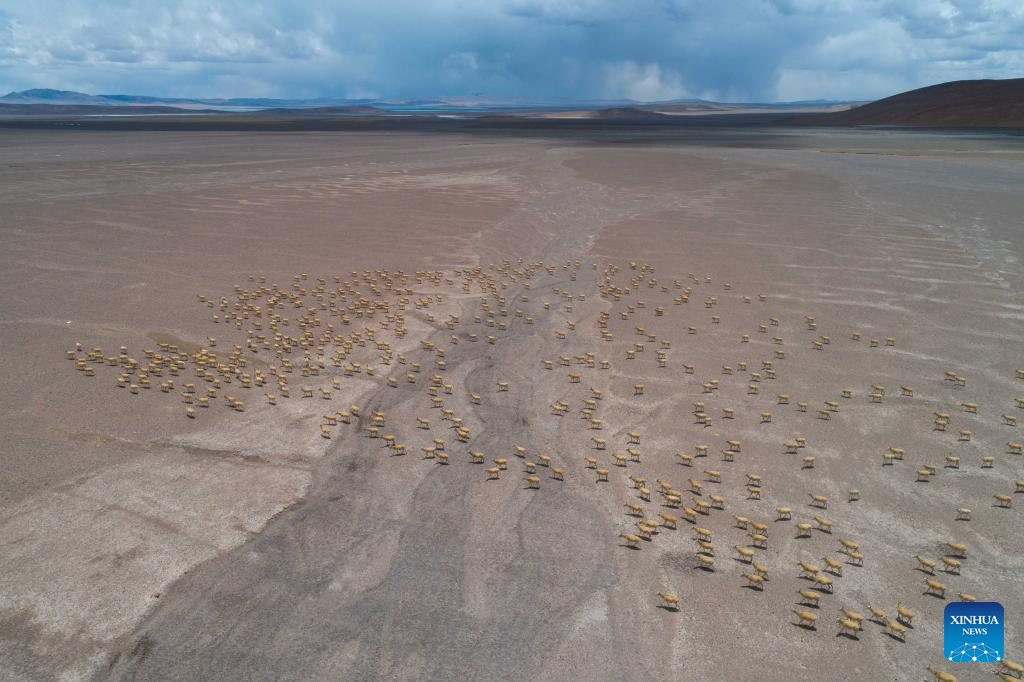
<box><xmin>0</xmin><ymin>0</ymin><xmax>1020</xmax><ymax>102</ymax></box>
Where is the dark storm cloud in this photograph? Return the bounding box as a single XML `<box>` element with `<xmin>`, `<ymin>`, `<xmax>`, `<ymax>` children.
<box><xmin>0</xmin><ymin>0</ymin><xmax>1019</xmax><ymax>101</ymax></box>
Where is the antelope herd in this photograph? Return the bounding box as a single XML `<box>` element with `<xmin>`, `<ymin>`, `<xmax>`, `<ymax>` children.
<box><xmin>64</xmin><ymin>258</ymin><xmax>1022</xmax><ymax>680</ymax></box>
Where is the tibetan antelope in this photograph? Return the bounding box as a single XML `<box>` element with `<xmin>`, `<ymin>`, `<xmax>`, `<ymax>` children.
<box><xmin>657</xmin><ymin>592</ymin><xmax>681</xmax><ymax>610</ymax></box>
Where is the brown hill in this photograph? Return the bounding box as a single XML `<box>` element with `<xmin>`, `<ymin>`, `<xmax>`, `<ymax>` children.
<box><xmin>587</xmin><ymin>106</ymin><xmax>674</xmax><ymax>120</ymax></box>
<box><xmin>787</xmin><ymin>79</ymin><xmax>1024</xmax><ymax>128</ymax></box>
<box><xmin>248</xmin><ymin>105</ymin><xmax>385</xmax><ymax>116</ymax></box>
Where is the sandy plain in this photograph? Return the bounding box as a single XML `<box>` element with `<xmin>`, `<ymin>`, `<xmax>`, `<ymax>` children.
<box><xmin>0</xmin><ymin>126</ymin><xmax>1023</xmax><ymax>682</ymax></box>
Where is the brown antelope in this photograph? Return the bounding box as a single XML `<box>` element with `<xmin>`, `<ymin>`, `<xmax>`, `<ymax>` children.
<box><xmin>896</xmin><ymin>601</ymin><xmax>914</xmax><ymax>625</ymax></box>
<box><xmin>926</xmin><ymin>667</ymin><xmax>956</xmax><ymax>682</ymax></box>
<box><xmin>836</xmin><ymin>618</ymin><xmax>861</xmax><ymax>638</ymax></box>
<box><xmin>798</xmin><ymin>561</ymin><xmax>820</xmax><ymax>578</ymax></box>
<box><xmin>915</xmin><ymin>555</ymin><xmax>936</xmax><ymax>574</ymax></box>
<box><xmin>822</xmin><ymin>557</ymin><xmax>843</xmax><ymax>576</ymax></box>
<box><xmin>946</xmin><ymin>542</ymin><xmax>967</xmax><ymax>557</ymax></box>
<box><xmin>744</xmin><ymin>573</ymin><xmax>765</xmax><ymax>590</ymax></box>
<box><xmin>696</xmin><ymin>554</ymin><xmax>715</xmax><ymax>570</ymax></box>
<box><xmin>812</xmin><ymin>575</ymin><xmax>833</xmax><ymax>593</ymax></box>
<box><xmin>634</xmin><ymin>523</ymin><xmax>655</xmax><ymax>540</ymax></box>
<box><xmin>657</xmin><ymin>592</ymin><xmax>681</xmax><ymax>610</ymax></box>
<box><xmin>887</xmin><ymin>619</ymin><xmax>908</xmax><ymax>641</ymax></box>
<box><xmin>735</xmin><ymin>546</ymin><xmax>755</xmax><ymax>562</ymax></box>
<box><xmin>867</xmin><ymin>606</ymin><xmax>887</xmax><ymax>623</ymax></box>
<box><xmin>999</xmin><ymin>659</ymin><xmax>1024</xmax><ymax>678</ymax></box>
<box><xmin>799</xmin><ymin>590</ymin><xmax>821</xmax><ymax>607</ymax></box>
<box><xmin>792</xmin><ymin>610</ymin><xmax>817</xmax><ymax>628</ymax></box>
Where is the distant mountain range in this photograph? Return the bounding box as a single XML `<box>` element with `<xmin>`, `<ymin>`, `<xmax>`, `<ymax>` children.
<box><xmin>0</xmin><ymin>88</ymin><xmax>850</xmax><ymax>112</ymax></box>
<box><xmin>0</xmin><ymin>88</ymin><xmax>381</xmax><ymax>109</ymax></box>
<box><xmin>2</xmin><ymin>80</ymin><xmax>1021</xmax><ymax>127</ymax></box>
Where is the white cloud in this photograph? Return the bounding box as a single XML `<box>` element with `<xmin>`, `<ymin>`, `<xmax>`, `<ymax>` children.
<box><xmin>602</xmin><ymin>61</ymin><xmax>687</xmax><ymax>101</ymax></box>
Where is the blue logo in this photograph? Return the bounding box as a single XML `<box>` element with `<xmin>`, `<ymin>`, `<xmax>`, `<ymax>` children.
<box><xmin>944</xmin><ymin>602</ymin><xmax>1004</xmax><ymax>662</ymax></box>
